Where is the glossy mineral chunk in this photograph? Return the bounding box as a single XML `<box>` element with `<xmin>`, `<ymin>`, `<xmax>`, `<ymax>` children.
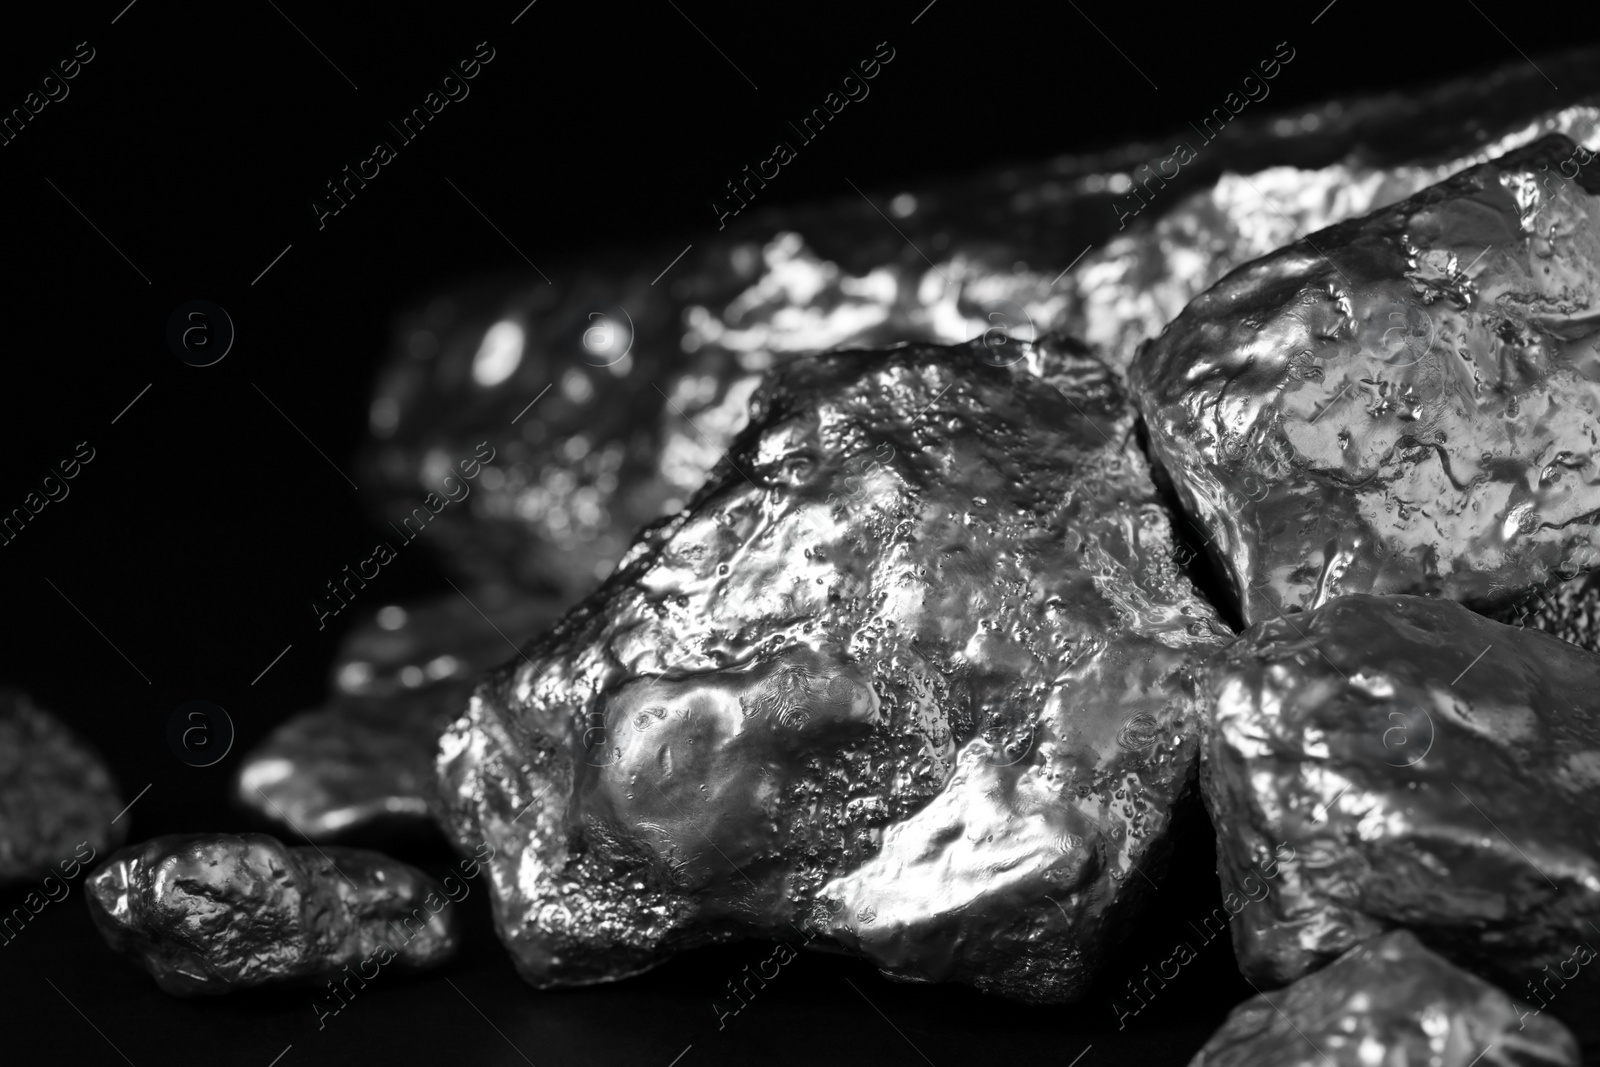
<box><xmin>237</xmin><ymin>589</ymin><xmax>558</xmax><ymax>838</ymax></box>
<box><xmin>358</xmin><ymin>57</ymin><xmax>1599</xmax><ymax>603</ymax></box>
<box><xmin>1189</xmin><ymin>930</ymin><xmax>1578</xmax><ymax>1067</ymax></box>
<box><xmin>0</xmin><ymin>687</ymin><xmax>124</xmax><ymax>882</ymax></box>
<box><xmin>85</xmin><ymin>834</ymin><xmax>460</xmax><ymax>996</ymax></box>
<box><xmin>1203</xmin><ymin>593</ymin><xmax>1600</xmax><ymax>1023</ymax></box>
<box><xmin>437</xmin><ymin>341</ymin><xmax>1230</xmax><ymax>1001</ymax></box>
<box><xmin>1134</xmin><ymin>135</ymin><xmax>1600</xmax><ymax>625</ymax></box>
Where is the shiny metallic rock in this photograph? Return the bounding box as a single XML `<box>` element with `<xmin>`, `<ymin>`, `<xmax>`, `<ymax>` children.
<box><xmin>1203</xmin><ymin>592</ymin><xmax>1600</xmax><ymax>1020</ymax></box>
<box><xmin>1134</xmin><ymin>135</ymin><xmax>1600</xmax><ymax>625</ymax></box>
<box><xmin>237</xmin><ymin>589</ymin><xmax>559</xmax><ymax>838</ymax></box>
<box><xmin>85</xmin><ymin>833</ymin><xmax>461</xmax><ymax>996</ymax></box>
<box><xmin>1189</xmin><ymin>930</ymin><xmax>1578</xmax><ymax>1067</ymax></box>
<box><xmin>0</xmin><ymin>687</ymin><xmax>124</xmax><ymax>883</ymax></box>
<box><xmin>437</xmin><ymin>341</ymin><xmax>1230</xmax><ymax>1001</ymax></box>
<box><xmin>357</xmin><ymin>57</ymin><xmax>1598</xmax><ymax>603</ymax></box>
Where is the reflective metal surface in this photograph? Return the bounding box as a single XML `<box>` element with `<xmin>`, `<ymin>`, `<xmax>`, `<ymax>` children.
<box><xmin>437</xmin><ymin>340</ymin><xmax>1230</xmax><ymax>1001</ymax></box>
<box><xmin>84</xmin><ymin>833</ymin><xmax>461</xmax><ymax>996</ymax></box>
<box><xmin>1202</xmin><ymin>593</ymin><xmax>1600</xmax><ymax>1030</ymax></box>
<box><xmin>1189</xmin><ymin>930</ymin><xmax>1579</xmax><ymax>1067</ymax></box>
<box><xmin>1135</xmin><ymin>134</ymin><xmax>1600</xmax><ymax>625</ymax></box>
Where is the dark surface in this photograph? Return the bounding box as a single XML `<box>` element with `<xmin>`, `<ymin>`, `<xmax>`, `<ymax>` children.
<box><xmin>3</xmin><ymin>1</ymin><xmax>1600</xmax><ymax>1064</ymax></box>
<box><xmin>6</xmin><ymin>799</ymin><xmax>1257</xmax><ymax>1066</ymax></box>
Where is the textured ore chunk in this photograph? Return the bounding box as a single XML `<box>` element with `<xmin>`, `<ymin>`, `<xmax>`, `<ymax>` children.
<box><xmin>85</xmin><ymin>834</ymin><xmax>460</xmax><ymax>995</ymax></box>
<box><xmin>0</xmin><ymin>687</ymin><xmax>124</xmax><ymax>883</ymax></box>
<box><xmin>1189</xmin><ymin>930</ymin><xmax>1578</xmax><ymax>1067</ymax></box>
<box><xmin>437</xmin><ymin>341</ymin><xmax>1229</xmax><ymax>1002</ymax></box>
<box><xmin>1203</xmin><ymin>593</ymin><xmax>1600</xmax><ymax>1026</ymax></box>
<box><xmin>1134</xmin><ymin>135</ymin><xmax>1600</xmax><ymax>625</ymax></box>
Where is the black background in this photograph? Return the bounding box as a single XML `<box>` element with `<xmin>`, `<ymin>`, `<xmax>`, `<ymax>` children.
<box><xmin>2</xmin><ymin>2</ymin><xmax>1598</xmax><ymax>1064</ymax></box>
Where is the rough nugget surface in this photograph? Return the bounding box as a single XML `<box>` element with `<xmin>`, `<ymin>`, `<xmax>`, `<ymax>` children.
<box><xmin>1203</xmin><ymin>592</ymin><xmax>1600</xmax><ymax>1023</ymax></box>
<box><xmin>437</xmin><ymin>341</ymin><xmax>1230</xmax><ymax>1001</ymax></box>
<box><xmin>1134</xmin><ymin>135</ymin><xmax>1600</xmax><ymax>625</ymax></box>
<box><xmin>1189</xmin><ymin>930</ymin><xmax>1578</xmax><ymax>1067</ymax></box>
<box><xmin>0</xmin><ymin>687</ymin><xmax>123</xmax><ymax>883</ymax></box>
<box><xmin>85</xmin><ymin>834</ymin><xmax>460</xmax><ymax>995</ymax></box>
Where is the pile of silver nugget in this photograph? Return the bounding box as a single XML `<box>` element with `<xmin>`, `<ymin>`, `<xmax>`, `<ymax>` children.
<box><xmin>8</xmin><ymin>50</ymin><xmax>1600</xmax><ymax>1066</ymax></box>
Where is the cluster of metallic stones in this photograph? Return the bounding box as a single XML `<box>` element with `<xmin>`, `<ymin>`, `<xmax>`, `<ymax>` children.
<box><xmin>4</xmin><ymin>50</ymin><xmax>1597</xmax><ymax>1065</ymax></box>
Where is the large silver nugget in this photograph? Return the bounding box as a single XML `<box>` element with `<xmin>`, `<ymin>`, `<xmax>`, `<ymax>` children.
<box><xmin>437</xmin><ymin>340</ymin><xmax>1230</xmax><ymax>1001</ymax></box>
<box><xmin>1133</xmin><ymin>135</ymin><xmax>1600</xmax><ymax>625</ymax></box>
<box><xmin>1203</xmin><ymin>593</ymin><xmax>1600</xmax><ymax>1026</ymax></box>
<box><xmin>1189</xmin><ymin>930</ymin><xmax>1578</xmax><ymax>1067</ymax></box>
<box><xmin>85</xmin><ymin>833</ymin><xmax>461</xmax><ymax>996</ymax></box>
